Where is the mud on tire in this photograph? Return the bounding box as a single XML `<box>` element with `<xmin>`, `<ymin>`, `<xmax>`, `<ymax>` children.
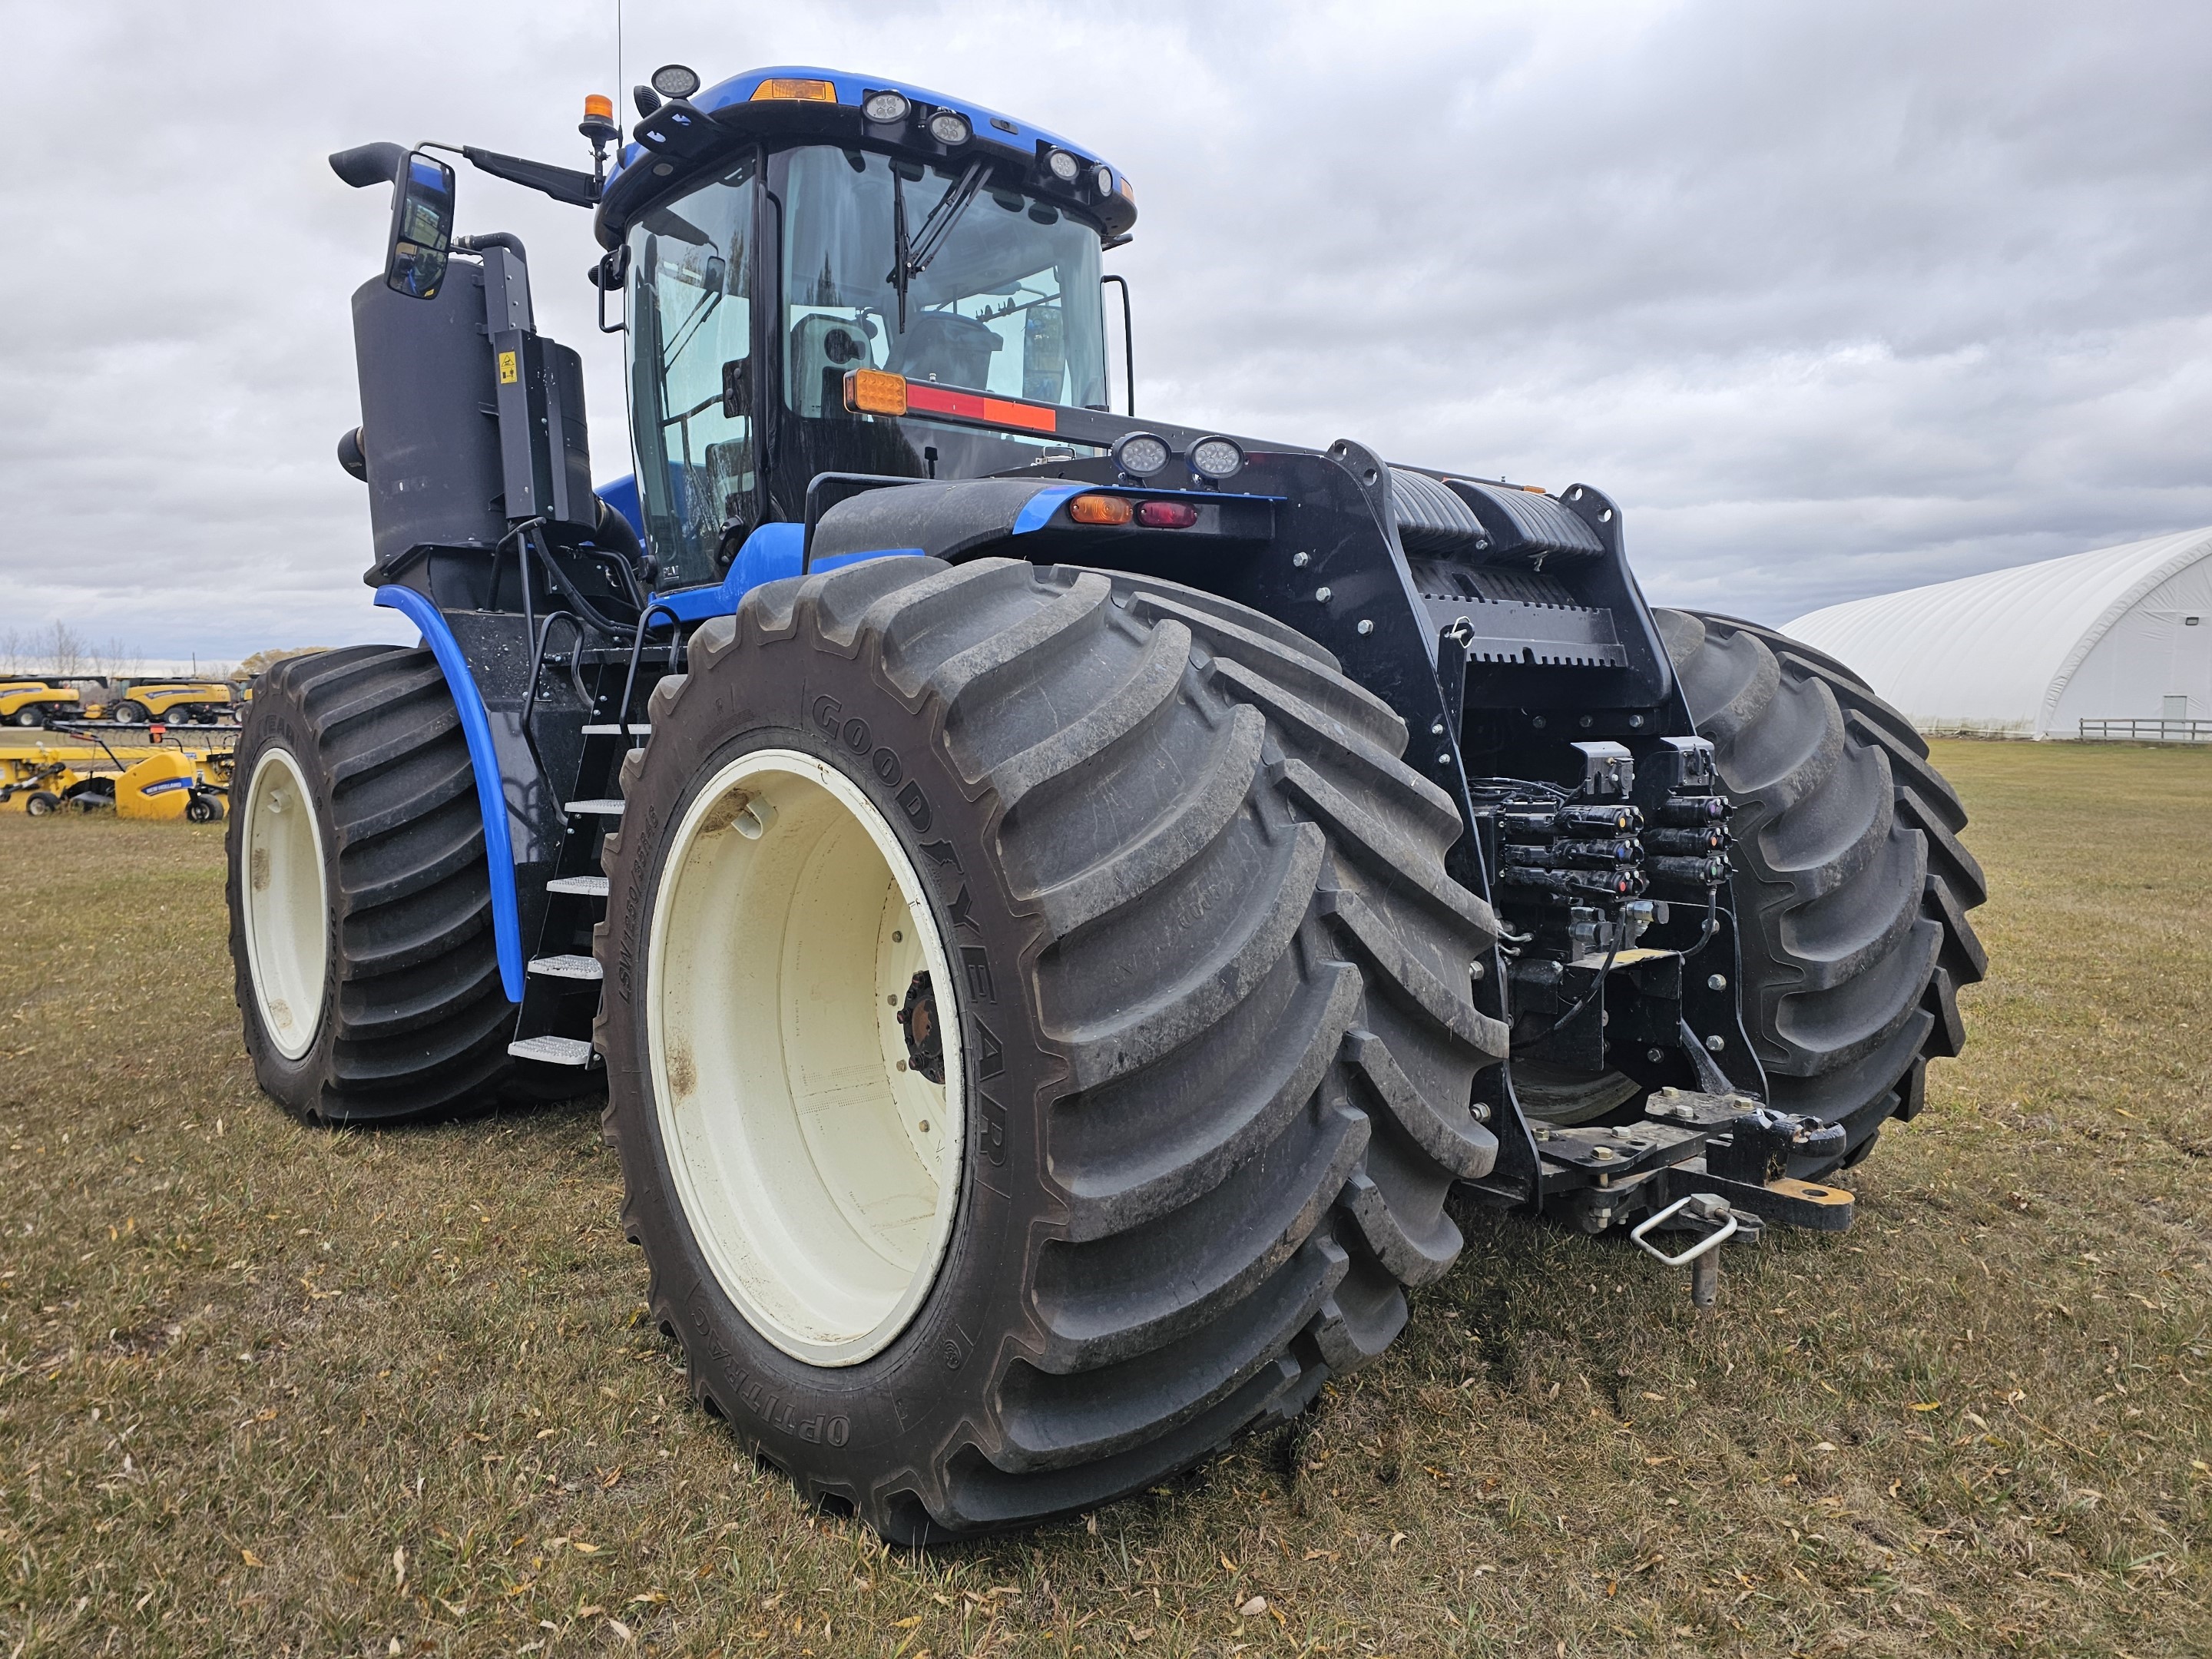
<box><xmin>592</xmin><ymin>558</ymin><xmax>1507</xmax><ymax>1541</ymax></box>
<box><xmin>1657</xmin><ymin>610</ymin><xmax>1988</xmax><ymax>1173</ymax></box>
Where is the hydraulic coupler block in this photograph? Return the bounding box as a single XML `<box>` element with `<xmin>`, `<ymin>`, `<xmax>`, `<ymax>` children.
<box><xmin>1653</xmin><ymin>794</ymin><xmax>1729</xmax><ymax>826</ymax></box>
<box><xmin>1498</xmin><ymin>838</ymin><xmax>1641</xmax><ymax>869</ymax></box>
<box><xmin>1647</xmin><ymin>853</ymin><xmax>1730</xmax><ymax>886</ymax></box>
<box><xmin>1498</xmin><ymin>865</ymin><xmax>1649</xmax><ymax>900</ymax></box>
<box><xmin>1644</xmin><ymin>825</ymin><xmax>1730</xmax><ymax>856</ymax></box>
<box><xmin>1498</xmin><ymin>803</ymin><xmax>1645</xmax><ymax>839</ymax></box>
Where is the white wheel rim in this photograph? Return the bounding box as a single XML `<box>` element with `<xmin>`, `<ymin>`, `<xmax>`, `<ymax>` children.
<box><xmin>241</xmin><ymin>747</ymin><xmax>329</xmax><ymax>1061</ymax></box>
<box><xmin>649</xmin><ymin>748</ymin><xmax>965</xmax><ymax>1366</ymax></box>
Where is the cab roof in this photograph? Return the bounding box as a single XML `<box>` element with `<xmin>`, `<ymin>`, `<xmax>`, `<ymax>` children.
<box><xmin>598</xmin><ymin>64</ymin><xmax>1136</xmax><ymax>247</ymax></box>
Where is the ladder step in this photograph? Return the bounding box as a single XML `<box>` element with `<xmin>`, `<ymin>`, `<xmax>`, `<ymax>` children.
<box><xmin>565</xmin><ymin>799</ymin><xmax>624</xmax><ymax>816</ymax></box>
<box><xmin>528</xmin><ymin>953</ymin><xmax>603</xmax><ymax>981</ymax></box>
<box><xmin>545</xmin><ymin>875</ymin><xmax>609</xmax><ymax>896</ymax></box>
<box><xmin>508</xmin><ymin>1035</ymin><xmax>598</xmax><ymax>1067</ymax></box>
<box><xmin>581</xmin><ymin>724</ymin><xmax>652</xmax><ymax>736</ymax></box>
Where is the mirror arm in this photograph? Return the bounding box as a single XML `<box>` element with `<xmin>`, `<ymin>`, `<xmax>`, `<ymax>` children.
<box><xmin>461</xmin><ymin>145</ymin><xmax>599</xmax><ymax>208</ymax></box>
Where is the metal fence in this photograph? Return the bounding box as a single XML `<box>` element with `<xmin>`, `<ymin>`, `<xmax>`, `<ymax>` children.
<box><xmin>2078</xmin><ymin>718</ymin><xmax>2212</xmax><ymax>743</ymax></box>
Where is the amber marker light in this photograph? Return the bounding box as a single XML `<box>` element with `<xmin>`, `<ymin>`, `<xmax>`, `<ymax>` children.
<box><xmin>752</xmin><ymin>78</ymin><xmax>839</xmax><ymax>102</ymax></box>
<box><xmin>1068</xmin><ymin>494</ymin><xmax>1134</xmax><ymax>526</ymax></box>
<box><xmin>843</xmin><ymin>369</ymin><xmax>909</xmax><ymax>416</ymax></box>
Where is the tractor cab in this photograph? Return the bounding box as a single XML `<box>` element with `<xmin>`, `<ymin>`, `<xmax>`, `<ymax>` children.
<box><xmin>598</xmin><ymin>68</ymin><xmax>1133</xmax><ymax>589</ymax></box>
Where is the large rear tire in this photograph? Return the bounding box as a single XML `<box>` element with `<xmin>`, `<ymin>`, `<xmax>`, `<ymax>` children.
<box><xmin>225</xmin><ymin>644</ymin><xmax>540</xmax><ymax>1123</ymax></box>
<box><xmin>1657</xmin><ymin>611</ymin><xmax>1987</xmax><ymax>1171</ymax></box>
<box><xmin>594</xmin><ymin>558</ymin><xmax>1505</xmax><ymax>1541</ymax></box>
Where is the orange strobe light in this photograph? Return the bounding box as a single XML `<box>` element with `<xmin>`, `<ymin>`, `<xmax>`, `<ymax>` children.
<box><xmin>584</xmin><ymin>93</ymin><xmax>615</xmax><ymax>122</ymax></box>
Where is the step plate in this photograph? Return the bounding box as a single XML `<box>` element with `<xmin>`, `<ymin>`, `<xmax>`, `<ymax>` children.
<box><xmin>508</xmin><ymin>1035</ymin><xmax>598</xmax><ymax>1067</ymax></box>
<box><xmin>545</xmin><ymin>876</ymin><xmax>610</xmax><ymax>896</ymax></box>
<box><xmin>565</xmin><ymin>799</ymin><xmax>625</xmax><ymax>815</ymax></box>
<box><xmin>528</xmin><ymin>954</ymin><xmax>604</xmax><ymax>981</ymax></box>
<box><xmin>581</xmin><ymin>724</ymin><xmax>652</xmax><ymax>736</ymax></box>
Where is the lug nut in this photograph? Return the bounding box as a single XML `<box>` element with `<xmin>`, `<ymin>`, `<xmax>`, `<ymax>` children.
<box><xmin>1292</xmin><ymin>551</ymin><xmax>1310</xmax><ymax>568</ymax></box>
<box><xmin>1707</xmin><ymin>973</ymin><xmax>1727</xmax><ymax>991</ymax></box>
<box><xmin>1314</xmin><ymin>586</ymin><xmax>1332</xmax><ymax>602</ymax></box>
<box><xmin>1704</xmin><ymin>1034</ymin><xmax>1726</xmax><ymax>1052</ymax></box>
<box><xmin>1356</xmin><ymin>618</ymin><xmax>1374</xmax><ymax>635</ymax></box>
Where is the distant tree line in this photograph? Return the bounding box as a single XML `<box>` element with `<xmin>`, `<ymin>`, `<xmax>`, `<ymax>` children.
<box><xmin>0</xmin><ymin>624</ymin><xmax>331</xmax><ymax>682</ymax></box>
<box><xmin>0</xmin><ymin>621</ymin><xmax>137</xmax><ymax>679</ymax></box>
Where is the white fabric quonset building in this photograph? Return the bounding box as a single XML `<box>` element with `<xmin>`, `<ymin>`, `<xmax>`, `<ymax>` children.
<box><xmin>1783</xmin><ymin>528</ymin><xmax>2212</xmax><ymax>738</ymax></box>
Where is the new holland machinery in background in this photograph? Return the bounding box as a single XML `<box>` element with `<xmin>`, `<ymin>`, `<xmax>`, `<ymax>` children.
<box><xmin>107</xmin><ymin>680</ymin><xmax>239</xmax><ymax>725</ymax></box>
<box><xmin>0</xmin><ymin>680</ymin><xmax>84</xmax><ymax>728</ymax></box>
<box><xmin>225</xmin><ymin>63</ymin><xmax>1985</xmax><ymax>1542</ymax></box>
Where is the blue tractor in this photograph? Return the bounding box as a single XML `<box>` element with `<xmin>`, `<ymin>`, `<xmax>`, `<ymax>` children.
<box><xmin>225</xmin><ymin>64</ymin><xmax>1985</xmax><ymax>1541</ymax></box>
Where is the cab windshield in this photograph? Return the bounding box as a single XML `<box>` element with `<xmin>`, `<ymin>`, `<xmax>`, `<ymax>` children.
<box><xmin>781</xmin><ymin>147</ymin><xmax>1109</xmax><ymax>419</ymax></box>
<box><xmin>623</xmin><ymin>144</ymin><xmax>1112</xmax><ymax>587</ymax></box>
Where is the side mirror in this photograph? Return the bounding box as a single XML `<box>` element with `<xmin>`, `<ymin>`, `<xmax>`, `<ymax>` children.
<box><xmin>386</xmin><ymin>151</ymin><xmax>456</xmax><ymax>301</ymax></box>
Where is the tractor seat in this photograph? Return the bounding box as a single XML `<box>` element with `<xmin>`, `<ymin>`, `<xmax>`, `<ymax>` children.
<box><xmin>886</xmin><ymin>310</ymin><xmax>1002</xmax><ymax>392</ymax></box>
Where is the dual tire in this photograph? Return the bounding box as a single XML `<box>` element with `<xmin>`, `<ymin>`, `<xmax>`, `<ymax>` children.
<box><xmin>592</xmin><ymin>557</ymin><xmax>1507</xmax><ymax>1541</ymax></box>
<box><xmin>1657</xmin><ymin>610</ymin><xmax>1987</xmax><ymax>1170</ymax></box>
<box><xmin>225</xmin><ymin>646</ymin><xmax>551</xmax><ymax>1122</ymax></box>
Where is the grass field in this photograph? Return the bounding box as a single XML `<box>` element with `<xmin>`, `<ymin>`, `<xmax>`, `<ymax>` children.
<box><xmin>2</xmin><ymin>740</ymin><xmax>2207</xmax><ymax>1657</ymax></box>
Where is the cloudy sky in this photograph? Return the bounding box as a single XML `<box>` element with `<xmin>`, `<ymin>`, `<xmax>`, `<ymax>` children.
<box><xmin>5</xmin><ymin>0</ymin><xmax>2209</xmax><ymax>661</ymax></box>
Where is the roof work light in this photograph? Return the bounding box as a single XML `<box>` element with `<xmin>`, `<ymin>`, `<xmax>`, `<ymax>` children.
<box><xmin>651</xmin><ymin>64</ymin><xmax>702</xmax><ymax>99</ymax></box>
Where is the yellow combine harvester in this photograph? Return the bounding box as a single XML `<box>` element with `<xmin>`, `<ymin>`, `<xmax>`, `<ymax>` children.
<box><xmin>108</xmin><ymin>682</ymin><xmax>237</xmax><ymax>725</ymax></box>
<box><xmin>0</xmin><ymin>680</ymin><xmax>84</xmax><ymax>728</ymax></box>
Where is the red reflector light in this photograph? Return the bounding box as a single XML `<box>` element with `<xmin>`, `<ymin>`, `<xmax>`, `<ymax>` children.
<box><xmin>1135</xmin><ymin>500</ymin><xmax>1199</xmax><ymax>528</ymax></box>
<box><xmin>1068</xmin><ymin>493</ymin><xmax>1133</xmax><ymax>525</ymax></box>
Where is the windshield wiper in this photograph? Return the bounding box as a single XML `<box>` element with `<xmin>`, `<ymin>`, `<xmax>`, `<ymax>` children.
<box><xmin>886</xmin><ymin>161</ymin><xmax>990</xmax><ymax>333</ymax></box>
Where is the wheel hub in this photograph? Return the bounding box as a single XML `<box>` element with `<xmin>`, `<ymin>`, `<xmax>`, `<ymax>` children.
<box><xmin>898</xmin><ymin>972</ymin><xmax>944</xmax><ymax>1084</ymax></box>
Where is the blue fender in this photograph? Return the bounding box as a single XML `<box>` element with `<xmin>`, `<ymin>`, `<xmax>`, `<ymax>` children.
<box><xmin>372</xmin><ymin>585</ymin><xmax>526</xmax><ymax>1002</ymax></box>
<box><xmin>651</xmin><ymin>523</ymin><xmax>924</xmax><ymax>624</ymax></box>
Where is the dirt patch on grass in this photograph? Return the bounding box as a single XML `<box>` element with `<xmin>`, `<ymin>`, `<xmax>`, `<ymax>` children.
<box><xmin>2</xmin><ymin>743</ymin><xmax>2208</xmax><ymax>1655</ymax></box>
